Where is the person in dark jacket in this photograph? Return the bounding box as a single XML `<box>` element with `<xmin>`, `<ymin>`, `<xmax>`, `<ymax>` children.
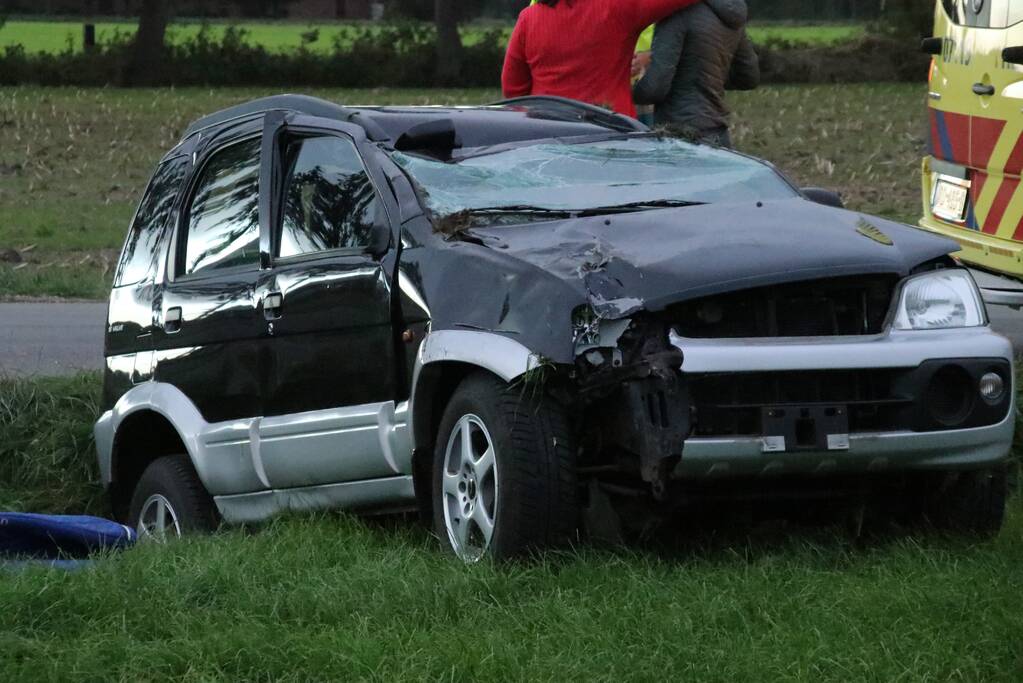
<box><xmin>632</xmin><ymin>0</ymin><xmax>759</xmax><ymax>147</ymax></box>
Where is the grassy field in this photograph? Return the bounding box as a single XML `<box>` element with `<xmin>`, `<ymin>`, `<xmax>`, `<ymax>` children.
<box><xmin>0</xmin><ymin>83</ymin><xmax>929</xmax><ymax>300</ymax></box>
<box><xmin>0</xmin><ymin>373</ymin><xmax>1021</xmax><ymax>680</ymax></box>
<box><xmin>0</xmin><ymin>374</ymin><xmax>104</xmax><ymax>515</ymax></box>
<box><xmin>0</xmin><ymin>19</ymin><xmax>866</xmax><ymax>55</ymax></box>
<box><xmin>1</xmin><ymin>514</ymin><xmax>1021</xmax><ymax>681</ymax></box>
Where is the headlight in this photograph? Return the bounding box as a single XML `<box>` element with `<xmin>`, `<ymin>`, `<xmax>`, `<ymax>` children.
<box><xmin>892</xmin><ymin>269</ymin><xmax>986</xmax><ymax>330</ymax></box>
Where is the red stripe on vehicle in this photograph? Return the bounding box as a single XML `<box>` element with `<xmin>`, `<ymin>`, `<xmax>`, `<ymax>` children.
<box><xmin>970</xmin><ymin>116</ymin><xmax>1006</xmax><ymax>169</ymax></box>
<box><xmin>930</xmin><ymin>109</ymin><xmax>969</xmax><ymax>164</ymax></box>
<box><xmin>973</xmin><ymin>171</ymin><xmax>988</xmax><ymax>203</ymax></box>
<box><xmin>971</xmin><ymin>171</ymin><xmax>988</xmax><ymax>229</ymax></box>
<box><xmin>942</xmin><ymin>111</ymin><xmax>970</xmax><ymax>164</ymax></box>
<box><xmin>1003</xmin><ymin>133</ymin><xmax>1023</xmax><ymax>175</ymax></box>
<box><xmin>929</xmin><ymin>109</ymin><xmax>942</xmax><ymax>158</ymax></box>
<box><xmin>984</xmin><ymin>177</ymin><xmax>1017</xmax><ymax>235</ymax></box>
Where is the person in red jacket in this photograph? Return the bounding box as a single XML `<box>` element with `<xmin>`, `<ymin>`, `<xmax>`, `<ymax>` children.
<box><xmin>502</xmin><ymin>0</ymin><xmax>705</xmax><ymax>118</ymax></box>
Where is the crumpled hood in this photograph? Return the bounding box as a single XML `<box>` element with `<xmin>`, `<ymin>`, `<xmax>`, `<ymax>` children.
<box><xmin>469</xmin><ymin>198</ymin><xmax>958</xmax><ymax>319</ymax></box>
<box><xmin>706</xmin><ymin>0</ymin><xmax>747</xmax><ymax>30</ymax></box>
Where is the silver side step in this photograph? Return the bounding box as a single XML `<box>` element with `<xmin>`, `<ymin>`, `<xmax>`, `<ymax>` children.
<box><xmin>969</xmin><ymin>268</ymin><xmax>1023</xmax><ymax>309</ymax></box>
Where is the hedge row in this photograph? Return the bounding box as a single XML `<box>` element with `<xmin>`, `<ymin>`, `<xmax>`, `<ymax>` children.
<box><xmin>0</xmin><ymin>24</ymin><xmax>929</xmax><ymax>88</ymax></box>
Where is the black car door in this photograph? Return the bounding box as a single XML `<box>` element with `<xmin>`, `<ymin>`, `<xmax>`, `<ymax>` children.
<box><xmin>152</xmin><ymin>129</ymin><xmax>272</xmax><ymax>424</ymax></box>
<box><xmin>256</xmin><ymin>115</ymin><xmax>402</xmax><ymax>489</ymax></box>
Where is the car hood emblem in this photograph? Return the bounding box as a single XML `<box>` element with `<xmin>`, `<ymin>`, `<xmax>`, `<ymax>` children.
<box><xmin>856</xmin><ymin>219</ymin><xmax>894</xmax><ymax>246</ymax></box>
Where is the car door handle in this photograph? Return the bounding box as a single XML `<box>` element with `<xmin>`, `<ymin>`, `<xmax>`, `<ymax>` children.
<box><xmin>973</xmin><ymin>83</ymin><xmax>996</xmax><ymax>96</ymax></box>
<box><xmin>164</xmin><ymin>307</ymin><xmax>182</xmax><ymax>334</ymax></box>
<box><xmin>262</xmin><ymin>292</ymin><xmax>283</xmax><ymax>320</ymax></box>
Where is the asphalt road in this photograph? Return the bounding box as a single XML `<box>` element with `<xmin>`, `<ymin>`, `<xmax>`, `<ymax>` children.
<box><xmin>1</xmin><ymin>303</ymin><xmax>108</xmax><ymax>377</ymax></box>
<box><xmin>3</xmin><ymin>302</ymin><xmax>1023</xmax><ymax>377</ymax></box>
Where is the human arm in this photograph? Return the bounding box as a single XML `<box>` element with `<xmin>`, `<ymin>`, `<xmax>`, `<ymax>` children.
<box><xmin>625</xmin><ymin>0</ymin><xmax>702</xmax><ymax>32</ymax></box>
<box><xmin>726</xmin><ymin>31</ymin><xmax>760</xmax><ymax>91</ymax></box>
<box><xmin>632</xmin><ymin>51</ymin><xmax>652</xmax><ymax>78</ymax></box>
<box><xmin>632</xmin><ymin>16</ymin><xmax>686</xmax><ymax>105</ymax></box>
<box><xmin>502</xmin><ymin>15</ymin><xmax>532</xmax><ymax>98</ymax></box>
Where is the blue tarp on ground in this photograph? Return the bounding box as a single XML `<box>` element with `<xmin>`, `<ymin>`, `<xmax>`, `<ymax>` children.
<box><xmin>0</xmin><ymin>513</ymin><xmax>136</xmax><ymax>560</ymax></box>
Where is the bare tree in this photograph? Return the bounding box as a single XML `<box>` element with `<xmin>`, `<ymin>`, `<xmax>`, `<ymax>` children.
<box><xmin>434</xmin><ymin>0</ymin><xmax>463</xmax><ymax>84</ymax></box>
<box><xmin>124</xmin><ymin>0</ymin><xmax>171</xmax><ymax>86</ymax></box>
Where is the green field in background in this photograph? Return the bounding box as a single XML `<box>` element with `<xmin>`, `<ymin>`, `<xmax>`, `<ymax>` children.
<box><xmin>0</xmin><ymin>19</ymin><xmax>866</xmax><ymax>55</ymax></box>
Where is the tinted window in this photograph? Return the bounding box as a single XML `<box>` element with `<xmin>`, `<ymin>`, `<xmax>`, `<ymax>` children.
<box><xmin>184</xmin><ymin>139</ymin><xmax>261</xmax><ymax>275</ymax></box>
<box><xmin>941</xmin><ymin>0</ymin><xmax>1021</xmax><ymax>28</ymax></box>
<box><xmin>116</xmin><ymin>156</ymin><xmax>188</xmax><ymax>287</ymax></box>
<box><xmin>279</xmin><ymin>136</ymin><xmax>379</xmax><ymax>258</ymax></box>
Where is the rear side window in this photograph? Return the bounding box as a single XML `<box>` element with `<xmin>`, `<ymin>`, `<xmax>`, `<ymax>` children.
<box><xmin>183</xmin><ymin>138</ymin><xmax>261</xmax><ymax>275</ymax></box>
<box><xmin>115</xmin><ymin>156</ymin><xmax>188</xmax><ymax>287</ymax></box>
<box><xmin>278</xmin><ymin>136</ymin><xmax>380</xmax><ymax>258</ymax></box>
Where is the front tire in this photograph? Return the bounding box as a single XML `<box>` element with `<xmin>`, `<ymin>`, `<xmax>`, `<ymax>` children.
<box><xmin>926</xmin><ymin>466</ymin><xmax>1008</xmax><ymax>538</ymax></box>
<box><xmin>432</xmin><ymin>372</ymin><xmax>577</xmax><ymax>561</ymax></box>
<box><xmin>129</xmin><ymin>455</ymin><xmax>219</xmax><ymax>540</ymax></box>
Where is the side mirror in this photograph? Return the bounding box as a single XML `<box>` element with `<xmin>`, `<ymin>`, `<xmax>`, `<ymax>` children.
<box><xmin>802</xmin><ymin>187</ymin><xmax>845</xmax><ymax>209</ymax></box>
<box><xmin>1003</xmin><ymin>46</ymin><xmax>1023</xmax><ymax>65</ymax></box>
<box><xmin>921</xmin><ymin>37</ymin><xmax>944</xmax><ymax>55</ymax></box>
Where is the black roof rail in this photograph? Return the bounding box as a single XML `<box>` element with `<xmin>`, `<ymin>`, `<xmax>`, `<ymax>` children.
<box><xmin>491</xmin><ymin>96</ymin><xmax>649</xmax><ymax>133</ymax></box>
<box><xmin>182</xmin><ymin>94</ymin><xmax>353</xmax><ymax>138</ymax></box>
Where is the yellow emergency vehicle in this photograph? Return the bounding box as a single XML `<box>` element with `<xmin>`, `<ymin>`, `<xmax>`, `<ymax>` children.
<box><xmin>920</xmin><ymin>0</ymin><xmax>1023</xmax><ymax>284</ymax></box>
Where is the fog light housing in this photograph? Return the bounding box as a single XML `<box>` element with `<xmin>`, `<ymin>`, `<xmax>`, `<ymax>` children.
<box><xmin>979</xmin><ymin>372</ymin><xmax>1005</xmax><ymax>402</ymax></box>
<box><xmin>926</xmin><ymin>365</ymin><xmax>974</xmax><ymax>427</ymax></box>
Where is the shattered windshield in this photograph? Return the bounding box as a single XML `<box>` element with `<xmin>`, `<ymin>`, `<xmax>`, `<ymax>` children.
<box><xmin>393</xmin><ymin>136</ymin><xmax>798</xmax><ymax>224</ymax></box>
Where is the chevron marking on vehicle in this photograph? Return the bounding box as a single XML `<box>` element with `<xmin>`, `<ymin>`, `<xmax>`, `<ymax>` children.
<box><xmin>942</xmin><ymin>115</ymin><xmax>1023</xmax><ymax>239</ymax></box>
<box><xmin>967</xmin><ymin>171</ymin><xmax>987</xmax><ymax>229</ymax></box>
<box><xmin>856</xmin><ymin>220</ymin><xmax>893</xmax><ymax>246</ymax></box>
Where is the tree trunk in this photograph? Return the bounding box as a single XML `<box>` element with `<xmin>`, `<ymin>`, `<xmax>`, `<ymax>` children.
<box><xmin>124</xmin><ymin>0</ymin><xmax>170</xmax><ymax>86</ymax></box>
<box><xmin>434</xmin><ymin>0</ymin><xmax>463</xmax><ymax>85</ymax></box>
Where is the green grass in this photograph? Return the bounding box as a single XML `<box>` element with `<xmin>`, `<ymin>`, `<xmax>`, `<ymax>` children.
<box><xmin>0</xmin><ymin>83</ymin><xmax>930</xmax><ymax>299</ymax></box>
<box><xmin>0</xmin><ymin>371</ymin><xmax>1021</xmax><ymax>680</ymax></box>
<box><xmin>1</xmin><ymin>512</ymin><xmax>1021</xmax><ymax>681</ymax></box>
<box><xmin>0</xmin><ymin>373</ymin><xmax>105</xmax><ymax>515</ymax></box>
<box><xmin>0</xmin><ymin>19</ymin><xmax>865</xmax><ymax>55</ymax></box>
<box><xmin>750</xmin><ymin>23</ymin><xmax>866</xmax><ymax>46</ymax></box>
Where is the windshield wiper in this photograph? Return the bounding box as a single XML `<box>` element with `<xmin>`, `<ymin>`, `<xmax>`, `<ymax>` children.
<box><xmin>577</xmin><ymin>199</ymin><xmax>705</xmax><ymax>216</ymax></box>
<box><xmin>463</xmin><ymin>205</ymin><xmax>573</xmax><ymax>216</ymax></box>
<box><xmin>446</xmin><ymin>200</ymin><xmax>704</xmax><ymax>226</ymax></box>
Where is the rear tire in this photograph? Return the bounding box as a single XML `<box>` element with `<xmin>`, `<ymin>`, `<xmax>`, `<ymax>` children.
<box><xmin>129</xmin><ymin>455</ymin><xmax>219</xmax><ymax>540</ymax></box>
<box><xmin>432</xmin><ymin>372</ymin><xmax>577</xmax><ymax>561</ymax></box>
<box><xmin>926</xmin><ymin>466</ymin><xmax>1008</xmax><ymax>538</ymax></box>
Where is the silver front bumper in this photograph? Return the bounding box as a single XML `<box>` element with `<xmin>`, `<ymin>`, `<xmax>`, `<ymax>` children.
<box><xmin>676</xmin><ymin>416</ymin><xmax>1014</xmax><ymax>479</ymax></box>
<box><xmin>670</xmin><ymin>326</ymin><xmax>1015</xmax><ymax>479</ymax></box>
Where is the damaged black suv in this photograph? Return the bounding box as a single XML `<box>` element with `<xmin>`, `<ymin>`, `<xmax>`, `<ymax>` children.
<box><xmin>96</xmin><ymin>95</ymin><xmax>1014</xmax><ymax>560</ymax></box>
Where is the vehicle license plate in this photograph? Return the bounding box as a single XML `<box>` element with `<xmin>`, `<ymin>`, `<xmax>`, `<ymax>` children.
<box><xmin>761</xmin><ymin>405</ymin><xmax>849</xmax><ymax>453</ymax></box>
<box><xmin>932</xmin><ymin>177</ymin><xmax>969</xmax><ymax>223</ymax></box>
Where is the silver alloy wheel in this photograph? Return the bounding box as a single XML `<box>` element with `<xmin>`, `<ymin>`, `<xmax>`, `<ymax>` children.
<box><xmin>137</xmin><ymin>493</ymin><xmax>182</xmax><ymax>541</ymax></box>
<box><xmin>441</xmin><ymin>414</ymin><xmax>499</xmax><ymax>562</ymax></box>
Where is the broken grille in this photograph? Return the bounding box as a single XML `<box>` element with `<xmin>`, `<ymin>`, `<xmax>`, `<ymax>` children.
<box><xmin>665</xmin><ymin>275</ymin><xmax>898</xmax><ymax>338</ymax></box>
